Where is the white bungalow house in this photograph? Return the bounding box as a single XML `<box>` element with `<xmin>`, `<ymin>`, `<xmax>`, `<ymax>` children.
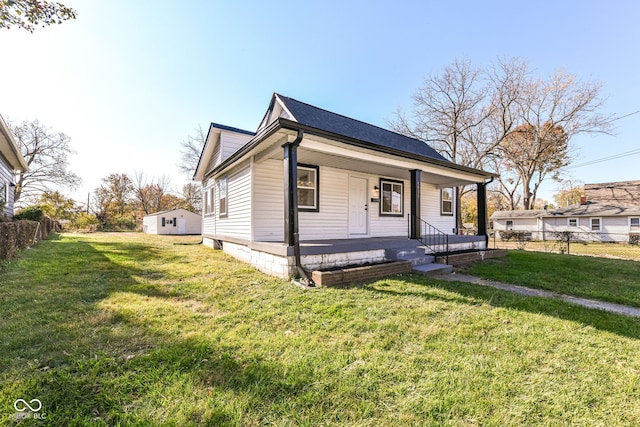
<box><xmin>492</xmin><ymin>182</ymin><xmax>640</xmax><ymax>244</ymax></box>
<box><xmin>194</xmin><ymin>93</ymin><xmax>497</xmax><ymax>279</ymax></box>
<box><xmin>143</xmin><ymin>208</ymin><xmax>202</xmax><ymax>235</ymax></box>
<box><xmin>0</xmin><ymin>115</ymin><xmax>28</xmax><ymax>218</ymax></box>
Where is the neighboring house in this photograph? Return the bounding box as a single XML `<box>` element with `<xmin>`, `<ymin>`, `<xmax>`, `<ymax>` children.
<box><xmin>142</xmin><ymin>208</ymin><xmax>202</xmax><ymax>235</ymax></box>
<box><xmin>194</xmin><ymin>93</ymin><xmax>497</xmax><ymax>278</ymax></box>
<box><xmin>0</xmin><ymin>115</ymin><xmax>28</xmax><ymax>218</ymax></box>
<box><xmin>492</xmin><ymin>181</ymin><xmax>640</xmax><ymax>243</ymax></box>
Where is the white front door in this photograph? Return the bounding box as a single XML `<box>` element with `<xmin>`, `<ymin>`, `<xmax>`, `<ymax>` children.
<box><xmin>349</xmin><ymin>176</ymin><xmax>368</xmax><ymax>235</ymax></box>
<box><xmin>177</xmin><ymin>218</ymin><xmax>186</xmax><ymax>234</ymax></box>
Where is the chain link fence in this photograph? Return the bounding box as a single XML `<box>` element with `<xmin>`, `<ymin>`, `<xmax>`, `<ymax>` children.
<box><xmin>491</xmin><ymin>230</ymin><xmax>640</xmax><ymax>261</ymax></box>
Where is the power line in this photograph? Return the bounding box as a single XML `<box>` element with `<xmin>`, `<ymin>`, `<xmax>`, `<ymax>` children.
<box><xmin>611</xmin><ymin>109</ymin><xmax>640</xmax><ymax>122</ymax></box>
<box><xmin>567</xmin><ymin>147</ymin><xmax>640</xmax><ymax>169</ymax></box>
<box><xmin>564</xmin><ymin>109</ymin><xmax>640</xmax><ymax>169</ymax></box>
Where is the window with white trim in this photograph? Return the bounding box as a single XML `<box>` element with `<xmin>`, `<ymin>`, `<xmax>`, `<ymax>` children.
<box><xmin>203</xmin><ymin>190</ymin><xmax>208</xmax><ymax>215</ymax></box>
<box><xmin>568</xmin><ymin>218</ymin><xmax>578</xmax><ymax>227</ymax></box>
<box><xmin>297</xmin><ymin>165</ymin><xmax>319</xmax><ymax>211</ymax></box>
<box><xmin>506</xmin><ymin>220</ymin><xmax>513</xmax><ymax>231</ymax></box>
<box><xmin>380</xmin><ymin>179</ymin><xmax>403</xmax><ymax>216</ymax></box>
<box><xmin>590</xmin><ymin>218</ymin><xmax>601</xmax><ymax>232</ymax></box>
<box><xmin>219</xmin><ymin>177</ymin><xmax>228</xmax><ymax>217</ymax></box>
<box><xmin>630</xmin><ymin>217</ymin><xmax>640</xmax><ymax>232</ymax></box>
<box><xmin>441</xmin><ymin>188</ymin><xmax>453</xmax><ymax>216</ymax></box>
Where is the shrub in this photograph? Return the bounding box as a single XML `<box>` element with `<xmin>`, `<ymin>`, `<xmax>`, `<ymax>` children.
<box><xmin>71</xmin><ymin>213</ymin><xmax>100</xmax><ymax>231</ymax></box>
<box><xmin>14</xmin><ymin>206</ymin><xmax>45</xmax><ymax>222</ymax></box>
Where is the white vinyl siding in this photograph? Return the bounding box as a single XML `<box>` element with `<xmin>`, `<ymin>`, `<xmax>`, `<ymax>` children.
<box><xmin>254</xmin><ymin>159</ymin><xmax>284</xmax><ymax>241</ymax></box>
<box><xmin>421</xmin><ymin>183</ymin><xmax>456</xmax><ymax>234</ymax></box>
<box><xmin>216</xmin><ymin>164</ymin><xmax>251</xmax><ymax>240</ymax></box>
<box><xmin>0</xmin><ymin>158</ymin><xmax>15</xmax><ymax>217</ymax></box>
<box><xmin>254</xmin><ymin>162</ymin><xmax>412</xmax><ymax>241</ymax></box>
<box><xmin>220</xmin><ymin>133</ymin><xmax>250</xmax><ymax>162</ymax></box>
<box><xmin>299</xmin><ymin>167</ymin><xmax>348</xmax><ymax>240</ymax></box>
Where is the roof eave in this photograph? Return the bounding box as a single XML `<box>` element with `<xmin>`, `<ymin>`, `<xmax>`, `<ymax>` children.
<box><xmin>277</xmin><ymin>118</ymin><xmax>497</xmax><ymax>180</ymax></box>
<box><xmin>0</xmin><ymin>115</ymin><xmax>28</xmax><ymax>172</ymax></box>
<box><xmin>206</xmin><ymin>117</ymin><xmax>498</xmax><ymax>182</ymax></box>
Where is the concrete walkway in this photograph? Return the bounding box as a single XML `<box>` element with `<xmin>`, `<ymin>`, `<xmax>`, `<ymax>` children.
<box><xmin>435</xmin><ymin>272</ymin><xmax>640</xmax><ymax>318</ymax></box>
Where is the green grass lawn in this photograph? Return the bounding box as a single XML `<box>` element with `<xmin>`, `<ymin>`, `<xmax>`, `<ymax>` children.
<box><xmin>462</xmin><ymin>250</ymin><xmax>640</xmax><ymax>308</ymax></box>
<box><xmin>2</xmin><ymin>233</ymin><xmax>640</xmax><ymax>426</ymax></box>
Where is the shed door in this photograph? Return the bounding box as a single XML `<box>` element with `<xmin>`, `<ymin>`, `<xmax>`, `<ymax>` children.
<box><xmin>349</xmin><ymin>176</ymin><xmax>368</xmax><ymax>235</ymax></box>
<box><xmin>178</xmin><ymin>218</ymin><xmax>186</xmax><ymax>234</ymax></box>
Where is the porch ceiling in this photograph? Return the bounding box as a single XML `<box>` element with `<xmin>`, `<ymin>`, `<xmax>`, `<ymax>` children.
<box><xmin>258</xmin><ymin>133</ymin><xmax>490</xmax><ymax>187</ymax></box>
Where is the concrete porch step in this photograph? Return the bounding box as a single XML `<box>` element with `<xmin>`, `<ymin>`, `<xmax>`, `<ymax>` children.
<box><xmin>385</xmin><ymin>247</ymin><xmax>434</xmax><ymax>266</ymax></box>
<box><xmin>411</xmin><ymin>263</ymin><xmax>454</xmax><ymax>275</ymax></box>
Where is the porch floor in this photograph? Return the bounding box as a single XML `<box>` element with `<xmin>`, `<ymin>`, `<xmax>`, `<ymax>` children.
<box><xmin>249</xmin><ymin>235</ymin><xmax>486</xmax><ymax>257</ymax></box>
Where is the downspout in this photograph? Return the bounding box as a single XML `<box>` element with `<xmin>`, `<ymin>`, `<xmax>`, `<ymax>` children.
<box><xmin>477</xmin><ymin>176</ymin><xmax>494</xmax><ymax>247</ymax></box>
<box><xmin>284</xmin><ymin>129</ymin><xmax>315</xmax><ymax>287</ymax></box>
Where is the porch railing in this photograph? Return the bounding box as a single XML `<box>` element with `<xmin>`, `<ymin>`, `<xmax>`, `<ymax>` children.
<box><xmin>408</xmin><ymin>214</ymin><xmax>449</xmax><ymax>263</ymax></box>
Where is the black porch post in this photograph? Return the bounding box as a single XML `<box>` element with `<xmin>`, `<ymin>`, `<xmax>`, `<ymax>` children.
<box><xmin>283</xmin><ymin>136</ymin><xmax>301</xmax><ymax>246</ymax></box>
<box><xmin>410</xmin><ymin>169</ymin><xmax>421</xmax><ymax>239</ymax></box>
<box><xmin>477</xmin><ymin>182</ymin><xmax>488</xmax><ymax>245</ymax></box>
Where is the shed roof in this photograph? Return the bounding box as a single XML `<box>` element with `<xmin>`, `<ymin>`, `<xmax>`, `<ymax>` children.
<box><xmin>490</xmin><ymin>210</ymin><xmax>548</xmax><ymax>220</ymax></box>
<box><xmin>144</xmin><ymin>208</ymin><xmax>201</xmax><ymax>217</ymax></box>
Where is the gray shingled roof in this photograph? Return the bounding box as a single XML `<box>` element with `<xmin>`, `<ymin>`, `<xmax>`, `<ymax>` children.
<box><xmin>545</xmin><ymin>203</ymin><xmax>640</xmax><ymax>217</ymax></box>
<box><xmin>211</xmin><ymin>122</ymin><xmax>255</xmax><ymax>136</ymax></box>
<box><xmin>277</xmin><ymin>94</ymin><xmax>450</xmax><ymax>163</ymax></box>
<box><xmin>491</xmin><ymin>203</ymin><xmax>640</xmax><ymax>220</ymax></box>
<box><xmin>490</xmin><ymin>210</ymin><xmax>548</xmax><ymax>219</ymax></box>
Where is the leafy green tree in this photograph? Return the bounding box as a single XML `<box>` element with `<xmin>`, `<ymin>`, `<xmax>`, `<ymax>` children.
<box><xmin>38</xmin><ymin>190</ymin><xmax>76</xmax><ymax>220</ymax></box>
<box><xmin>0</xmin><ymin>0</ymin><xmax>76</xmax><ymax>32</ymax></box>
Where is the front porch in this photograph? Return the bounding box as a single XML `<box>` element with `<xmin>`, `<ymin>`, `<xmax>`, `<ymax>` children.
<box><xmin>204</xmin><ymin>234</ymin><xmax>486</xmax><ymax>279</ymax></box>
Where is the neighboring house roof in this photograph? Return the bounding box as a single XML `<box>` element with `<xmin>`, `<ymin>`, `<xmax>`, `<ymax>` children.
<box><xmin>276</xmin><ymin>94</ymin><xmax>450</xmax><ymax>163</ymax></box>
<box><xmin>0</xmin><ymin>114</ymin><xmax>28</xmax><ymax>172</ymax></box>
<box><xmin>491</xmin><ymin>203</ymin><xmax>640</xmax><ymax>220</ymax></box>
<box><xmin>545</xmin><ymin>203</ymin><xmax>640</xmax><ymax>217</ymax></box>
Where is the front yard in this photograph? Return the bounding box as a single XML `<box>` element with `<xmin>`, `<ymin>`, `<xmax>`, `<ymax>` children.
<box><xmin>1</xmin><ymin>233</ymin><xmax>640</xmax><ymax>426</ymax></box>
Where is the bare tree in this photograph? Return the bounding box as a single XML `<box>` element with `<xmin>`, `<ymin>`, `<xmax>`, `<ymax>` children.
<box><xmin>390</xmin><ymin>58</ymin><xmax>494</xmax><ymax>230</ymax></box>
<box><xmin>181</xmin><ymin>182</ymin><xmax>201</xmax><ymax>213</ymax></box>
<box><xmin>10</xmin><ymin>119</ymin><xmax>81</xmax><ymax>206</ymax></box>
<box><xmin>132</xmin><ymin>171</ymin><xmax>173</xmax><ymax>214</ymax></box>
<box><xmin>177</xmin><ymin>125</ymin><xmax>207</xmax><ymax>179</ymax></box>
<box><xmin>497</xmin><ymin>70</ymin><xmax>612</xmax><ymax>209</ymax></box>
<box><xmin>393</xmin><ymin>57</ymin><xmax>613</xmax><ymax>213</ymax></box>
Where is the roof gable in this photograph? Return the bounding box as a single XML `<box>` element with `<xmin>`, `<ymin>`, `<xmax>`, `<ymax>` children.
<box><xmin>276</xmin><ymin>94</ymin><xmax>450</xmax><ymax>163</ymax></box>
<box><xmin>193</xmin><ymin>123</ymin><xmax>254</xmax><ymax>181</ymax></box>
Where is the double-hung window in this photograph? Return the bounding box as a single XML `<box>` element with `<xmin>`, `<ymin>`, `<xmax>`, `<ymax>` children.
<box><xmin>441</xmin><ymin>188</ymin><xmax>454</xmax><ymax>216</ymax></box>
<box><xmin>630</xmin><ymin>217</ymin><xmax>640</xmax><ymax>232</ymax></box>
<box><xmin>591</xmin><ymin>218</ymin><xmax>601</xmax><ymax>232</ymax></box>
<box><xmin>218</xmin><ymin>177</ymin><xmax>228</xmax><ymax>218</ymax></box>
<box><xmin>380</xmin><ymin>179</ymin><xmax>403</xmax><ymax>216</ymax></box>
<box><xmin>297</xmin><ymin>165</ymin><xmax>319</xmax><ymax>212</ymax></box>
